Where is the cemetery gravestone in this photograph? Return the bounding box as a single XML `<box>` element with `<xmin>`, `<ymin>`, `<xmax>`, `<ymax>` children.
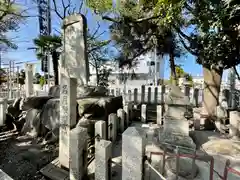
<box><xmin>160</xmin><ymin>85</ymin><xmax>196</xmax><ymax>153</ymax></box>
<box><xmin>61</xmin><ymin>14</ymin><xmax>89</xmax><ymax>85</ymax></box>
<box><xmin>59</xmin><ymin>14</ymin><xmax>87</xmax><ymax>169</ymax></box>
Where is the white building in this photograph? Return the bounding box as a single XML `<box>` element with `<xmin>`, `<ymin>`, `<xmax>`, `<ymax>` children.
<box><xmin>89</xmin><ymin>51</ymin><xmax>165</xmax><ymax>86</ymax></box>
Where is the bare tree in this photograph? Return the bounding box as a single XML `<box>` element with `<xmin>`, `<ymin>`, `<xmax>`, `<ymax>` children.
<box><xmin>51</xmin><ymin>0</ymin><xmax>113</xmax><ymax>86</ymax></box>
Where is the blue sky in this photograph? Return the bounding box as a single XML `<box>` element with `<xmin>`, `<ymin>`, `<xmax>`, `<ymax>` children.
<box><xmin>2</xmin><ymin>0</ymin><xmax>229</xmax><ymax>80</ymax></box>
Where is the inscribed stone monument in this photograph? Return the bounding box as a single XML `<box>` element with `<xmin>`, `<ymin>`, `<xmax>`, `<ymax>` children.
<box><xmin>61</xmin><ymin>14</ymin><xmax>89</xmax><ymax>85</ymax></box>
<box><xmin>59</xmin><ymin>14</ymin><xmax>87</xmax><ymax>169</ymax></box>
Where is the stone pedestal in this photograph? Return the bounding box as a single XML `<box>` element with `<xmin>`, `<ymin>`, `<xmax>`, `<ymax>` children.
<box><xmin>122</xmin><ymin>127</ymin><xmax>146</xmax><ymax>180</ymax></box>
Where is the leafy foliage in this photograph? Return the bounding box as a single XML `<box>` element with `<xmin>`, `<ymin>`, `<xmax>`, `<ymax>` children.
<box><xmin>0</xmin><ymin>0</ymin><xmax>25</xmax><ymax>49</ymax></box>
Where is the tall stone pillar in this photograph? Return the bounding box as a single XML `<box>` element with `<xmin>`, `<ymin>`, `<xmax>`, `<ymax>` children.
<box><xmin>61</xmin><ymin>14</ymin><xmax>89</xmax><ymax>84</ymax></box>
<box><xmin>59</xmin><ymin>14</ymin><xmax>89</xmax><ymax>169</ymax></box>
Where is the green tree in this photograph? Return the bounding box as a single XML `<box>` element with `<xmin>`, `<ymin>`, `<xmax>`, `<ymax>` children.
<box><xmin>87</xmin><ymin>0</ymin><xmax>240</xmax><ymax>128</ymax></box>
<box><xmin>86</xmin><ymin>0</ymin><xmax>185</xmax><ymax>85</ymax></box>
<box><xmin>0</xmin><ymin>0</ymin><xmax>25</xmax><ymax>49</ymax></box>
<box><xmin>33</xmin><ymin>0</ymin><xmax>113</xmax><ymax>87</ymax></box>
<box><xmin>178</xmin><ymin>0</ymin><xmax>240</xmax><ymax>123</ymax></box>
<box><xmin>39</xmin><ymin>76</ymin><xmax>46</xmax><ymax>87</ymax></box>
<box><xmin>33</xmin><ymin>35</ymin><xmax>61</xmax><ymax>85</ymax></box>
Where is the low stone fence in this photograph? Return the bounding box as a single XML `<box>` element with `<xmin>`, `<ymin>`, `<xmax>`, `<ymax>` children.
<box><xmin>108</xmin><ymin>85</ymin><xmax>201</xmax><ymax>106</ymax></box>
<box><xmin>68</xmin><ymin>102</ymin><xmax>134</xmax><ymax>180</ymax></box>
<box><xmin>108</xmin><ymin>84</ymin><xmax>240</xmax><ymax>108</ymax></box>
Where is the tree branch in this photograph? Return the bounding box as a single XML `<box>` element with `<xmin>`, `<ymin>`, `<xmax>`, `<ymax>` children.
<box><xmin>53</xmin><ymin>0</ymin><xmax>64</xmax><ymax>19</ymax></box>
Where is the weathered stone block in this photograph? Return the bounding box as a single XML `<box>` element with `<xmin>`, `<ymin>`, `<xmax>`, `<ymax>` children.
<box><xmin>95</xmin><ymin>140</ymin><xmax>112</xmax><ymax>180</ymax></box>
<box><xmin>122</xmin><ymin>127</ymin><xmax>146</xmax><ymax>180</ymax></box>
<box><xmin>69</xmin><ymin>126</ymin><xmax>88</xmax><ymax>180</ymax></box>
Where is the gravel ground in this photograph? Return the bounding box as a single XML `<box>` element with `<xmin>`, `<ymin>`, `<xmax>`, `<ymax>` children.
<box><xmin>0</xmin><ymin>134</ymin><xmax>58</xmax><ymax>180</ymax></box>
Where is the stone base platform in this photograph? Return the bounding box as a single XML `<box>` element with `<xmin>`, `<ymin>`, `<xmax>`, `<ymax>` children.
<box><xmin>40</xmin><ymin>158</ymin><xmax>69</xmax><ymax>180</ymax></box>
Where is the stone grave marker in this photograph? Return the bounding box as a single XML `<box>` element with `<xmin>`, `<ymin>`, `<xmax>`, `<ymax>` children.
<box><xmin>59</xmin><ymin>14</ymin><xmax>87</xmax><ymax>169</ymax></box>
<box><xmin>160</xmin><ymin>85</ymin><xmax>196</xmax><ymax>153</ymax></box>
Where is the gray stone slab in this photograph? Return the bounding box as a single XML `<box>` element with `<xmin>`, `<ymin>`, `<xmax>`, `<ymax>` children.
<box><xmin>122</xmin><ymin>127</ymin><xmax>147</xmax><ymax>180</ymax></box>
<box><xmin>163</xmin><ymin>119</ymin><xmax>189</xmax><ymax>136</ymax></box>
<box><xmin>95</xmin><ymin>140</ymin><xmax>112</xmax><ymax>180</ymax></box>
<box><xmin>40</xmin><ymin>158</ymin><xmax>69</xmax><ymax>180</ymax></box>
<box><xmin>70</xmin><ymin>127</ymin><xmax>88</xmax><ymax>180</ymax></box>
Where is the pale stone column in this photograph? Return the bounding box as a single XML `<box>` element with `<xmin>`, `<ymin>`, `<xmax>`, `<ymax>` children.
<box><xmin>59</xmin><ymin>74</ymin><xmax>77</xmax><ymax>169</ymax></box>
<box><xmin>0</xmin><ymin>98</ymin><xmax>7</xmax><ymax>126</ymax></box>
<box><xmin>59</xmin><ymin>14</ymin><xmax>88</xmax><ymax>169</ymax></box>
<box><xmin>157</xmin><ymin>105</ymin><xmax>162</xmax><ymax>125</ymax></box>
<box><xmin>141</xmin><ymin>85</ymin><xmax>145</xmax><ymax>103</ymax></box>
<box><xmin>95</xmin><ymin>120</ymin><xmax>107</xmax><ymax>141</ymax></box>
<box><xmin>95</xmin><ymin>140</ymin><xmax>112</xmax><ymax>180</ymax></box>
<box><xmin>108</xmin><ymin>113</ymin><xmax>118</xmax><ymax>142</ymax></box>
<box><xmin>25</xmin><ymin>63</ymin><xmax>34</xmax><ymax>97</ymax></box>
<box><xmin>147</xmin><ymin>87</ymin><xmax>151</xmax><ymax>104</ymax></box>
<box><xmin>122</xmin><ymin>127</ymin><xmax>146</xmax><ymax>180</ymax></box>
<box><xmin>69</xmin><ymin>126</ymin><xmax>88</xmax><ymax>180</ymax></box>
<box><xmin>62</xmin><ymin>14</ymin><xmax>89</xmax><ymax>84</ymax></box>
<box><xmin>117</xmin><ymin>108</ymin><xmax>125</xmax><ymax>132</ymax></box>
<box><xmin>141</xmin><ymin>104</ymin><xmax>147</xmax><ymax>123</ymax></box>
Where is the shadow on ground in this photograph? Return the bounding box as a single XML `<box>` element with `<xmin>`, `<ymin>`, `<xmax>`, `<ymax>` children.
<box><xmin>0</xmin><ymin>135</ymin><xmax>58</xmax><ymax>180</ymax></box>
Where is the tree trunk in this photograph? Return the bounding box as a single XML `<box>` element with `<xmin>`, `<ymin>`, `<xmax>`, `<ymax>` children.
<box><xmin>52</xmin><ymin>51</ymin><xmax>59</xmax><ymax>85</ymax></box>
<box><xmin>202</xmin><ymin>65</ymin><xmax>223</xmax><ymax>129</ymax></box>
<box><xmin>169</xmin><ymin>51</ymin><xmax>177</xmax><ymax>85</ymax></box>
